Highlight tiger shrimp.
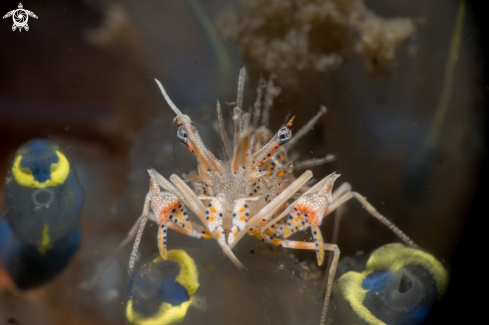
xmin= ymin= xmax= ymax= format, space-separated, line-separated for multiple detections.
xmin=90 ymin=67 xmax=418 ymax=324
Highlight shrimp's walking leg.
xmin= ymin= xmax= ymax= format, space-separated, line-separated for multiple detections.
xmin=80 ymin=198 xmax=148 ymax=289
xmin=350 ymin=191 xmax=418 ymax=248
xmin=82 ymin=191 xmax=151 ymax=289
xmin=320 ymin=244 xmax=340 ymax=325
xmin=167 ymin=222 xmax=212 ymax=239
xmin=127 ymin=194 xmax=152 ymax=275
xmin=264 ymin=237 xmax=340 ymax=325
xmin=326 ymin=182 xmax=349 ymax=270
xmin=264 ymin=179 xmax=417 ymax=249
xmin=262 ymin=175 xmax=417 ymax=325
xmin=322 ymin=190 xmax=418 ymax=248
xmin=326 ymin=204 xmax=345 ymax=270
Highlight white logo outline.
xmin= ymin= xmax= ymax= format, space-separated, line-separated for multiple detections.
xmin=3 ymin=3 xmax=38 ymax=32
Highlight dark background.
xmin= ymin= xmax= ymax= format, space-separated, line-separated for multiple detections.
xmin=428 ymin=1 xmax=487 ymax=323
xmin=0 ymin=0 xmax=486 ymax=323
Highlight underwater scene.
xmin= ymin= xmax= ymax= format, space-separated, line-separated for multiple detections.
xmin=0 ymin=0 xmax=486 ymax=324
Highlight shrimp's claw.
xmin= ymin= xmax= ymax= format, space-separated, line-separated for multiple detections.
xmin=170 ymin=205 xmax=192 ymax=231
xmin=283 ymin=204 xmax=310 ymax=238
xmin=311 ymin=224 xmax=325 ymax=266
xmin=203 ymin=198 xmax=224 ymax=232
xmin=157 ymin=222 xmax=168 ymax=259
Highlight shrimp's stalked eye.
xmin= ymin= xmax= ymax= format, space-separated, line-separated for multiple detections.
xmin=277 ymin=127 xmax=292 ymax=145
xmin=177 ymin=126 xmax=188 ymax=144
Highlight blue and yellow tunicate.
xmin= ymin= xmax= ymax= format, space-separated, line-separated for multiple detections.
xmin=331 ymin=243 xmax=449 ymax=325
xmin=0 ymin=139 xmax=83 ymax=289
xmin=125 ymin=249 xmax=199 ymax=325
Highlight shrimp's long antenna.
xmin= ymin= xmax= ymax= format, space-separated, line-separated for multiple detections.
xmin=261 ymin=74 xmax=280 ymax=127
xmin=155 ymin=78 xmax=183 ymax=116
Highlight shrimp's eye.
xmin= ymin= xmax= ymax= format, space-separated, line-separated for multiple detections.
xmin=277 ymin=127 xmax=292 ymax=145
xmin=177 ymin=127 xmax=188 ymax=144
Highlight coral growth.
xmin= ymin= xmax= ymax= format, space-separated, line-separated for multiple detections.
xmin=218 ymin=0 xmax=415 ymax=84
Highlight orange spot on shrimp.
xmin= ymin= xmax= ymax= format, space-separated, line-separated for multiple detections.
xmin=271 ymin=238 xmax=281 ymax=246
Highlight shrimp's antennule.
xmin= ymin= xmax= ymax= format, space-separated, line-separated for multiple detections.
xmin=155 ymin=78 xmax=224 ymax=174
xmin=237 ymin=67 xmax=246 ymax=109
xmin=231 ymin=68 xmax=254 ymax=173
xmin=216 ymin=100 xmax=232 ymax=158
xmin=155 ymin=78 xmax=183 ymax=116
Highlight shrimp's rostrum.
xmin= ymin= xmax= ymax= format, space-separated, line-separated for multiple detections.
xmin=129 ymin=67 xmax=418 ymax=324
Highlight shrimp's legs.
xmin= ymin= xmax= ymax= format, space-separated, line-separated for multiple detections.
xmin=260 ymin=176 xmax=417 ymax=325
xmin=260 ymin=182 xmax=417 ymax=249
xmin=80 ymin=193 xmax=150 ymax=289
xmin=321 ymin=190 xmax=418 ymax=248
xmin=229 ymin=170 xmax=313 ymax=249
xmin=264 ymin=237 xmax=340 ymax=325
xmin=170 ymin=174 xmax=245 ymax=269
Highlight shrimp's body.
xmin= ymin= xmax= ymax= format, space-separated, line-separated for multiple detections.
xmin=127 ymin=68 xmax=417 ymax=324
